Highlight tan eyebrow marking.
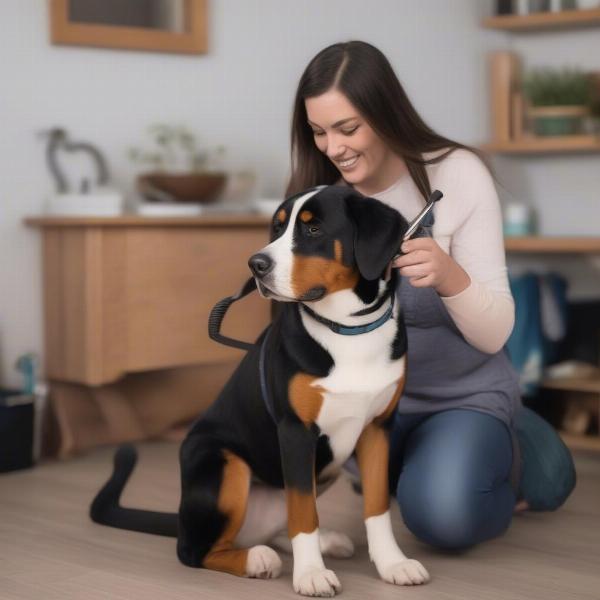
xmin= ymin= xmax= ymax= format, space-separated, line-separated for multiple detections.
xmin=276 ymin=209 xmax=287 ymax=223
xmin=299 ymin=210 xmax=313 ymax=223
xmin=334 ymin=240 xmax=342 ymax=262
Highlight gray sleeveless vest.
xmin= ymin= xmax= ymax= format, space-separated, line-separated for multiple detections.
xmin=396 ymin=211 xmax=522 ymax=487
xmin=396 ymin=208 xmax=521 ymax=426
xmin=397 ymin=277 xmax=522 ymax=428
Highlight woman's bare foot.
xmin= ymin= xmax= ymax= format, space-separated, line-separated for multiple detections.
xmin=514 ymin=500 xmax=529 ymax=513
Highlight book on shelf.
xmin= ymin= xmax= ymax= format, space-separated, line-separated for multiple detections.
xmin=490 ymin=51 xmax=522 ymax=143
xmin=511 ymin=91 xmax=525 ymax=140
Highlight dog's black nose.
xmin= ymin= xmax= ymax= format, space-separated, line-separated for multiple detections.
xmin=248 ymin=253 xmax=274 ymax=278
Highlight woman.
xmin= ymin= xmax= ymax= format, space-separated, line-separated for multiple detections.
xmin=286 ymin=41 xmax=576 ymax=550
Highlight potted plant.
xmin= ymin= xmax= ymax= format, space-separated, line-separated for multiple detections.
xmin=129 ymin=124 xmax=227 ymax=203
xmin=522 ymin=68 xmax=593 ymax=136
xmin=588 ymin=73 xmax=600 ymax=133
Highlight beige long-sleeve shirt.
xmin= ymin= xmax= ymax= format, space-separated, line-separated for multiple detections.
xmin=372 ymin=149 xmax=514 ymax=355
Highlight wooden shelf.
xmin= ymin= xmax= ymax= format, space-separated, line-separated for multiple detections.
xmin=504 ymin=236 xmax=600 ymax=253
xmin=542 ymin=377 xmax=600 ymax=393
xmin=25 ymin=214 xmax=271 ymax=228
xmin=559 ymin=431 xmax=600 ymax=452
xmin=483 ymin=8 xmax=600 ymax=31
xmin=483 ymin=135 xmax=600 ymax=155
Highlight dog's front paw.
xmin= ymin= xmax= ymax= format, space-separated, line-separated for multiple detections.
xmin=246 ymin=545 xmax=282 ymax=579
xmin=319 ymin=529 xmax=354 ymax=558
xmin=379 ymin=559 xmax=430 ymax=586
xmin=293 ymin=567 xmax=342 ymax=597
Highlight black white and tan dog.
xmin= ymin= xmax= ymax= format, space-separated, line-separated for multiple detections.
xmin=90 ymin=185 xmax=430 ymax=596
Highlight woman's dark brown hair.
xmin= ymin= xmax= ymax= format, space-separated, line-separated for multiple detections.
xmin=286 ymin=41 xmax=487 ymax=199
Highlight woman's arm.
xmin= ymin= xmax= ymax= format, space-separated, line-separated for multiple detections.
xmin=394 ymin=151 xmax=514 ymax=354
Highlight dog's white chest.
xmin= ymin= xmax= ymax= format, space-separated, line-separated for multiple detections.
xmin=314 ymin=355 xmax=405 ymax=479
xmin=299 ymin=299 xmax=405 ymax=479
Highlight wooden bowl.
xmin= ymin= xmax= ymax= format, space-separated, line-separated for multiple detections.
xmin=138 ymin=172 xmax=227 ymax=204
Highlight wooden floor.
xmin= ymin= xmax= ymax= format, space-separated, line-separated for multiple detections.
xmin=1 ymin=441 xmax=599 ymax=599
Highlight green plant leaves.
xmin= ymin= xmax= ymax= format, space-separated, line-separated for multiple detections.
xmin=523 ymin=68 xmax=593 ymax=107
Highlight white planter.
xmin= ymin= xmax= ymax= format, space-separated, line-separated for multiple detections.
xmin=253 ymin=198 xmax=282 ymax=217
xmin=45 ymin=189 xmax=123 ymax=216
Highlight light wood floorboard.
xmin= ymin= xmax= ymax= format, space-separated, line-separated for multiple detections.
xmin=1 ymin=442 xmax=599 ymax=599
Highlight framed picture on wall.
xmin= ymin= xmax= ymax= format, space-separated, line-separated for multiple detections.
xmin=49 ymin=0 xmax=208 ymax=55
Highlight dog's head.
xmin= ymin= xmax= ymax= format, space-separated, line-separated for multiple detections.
xmin=248 ymin=185 xmax=409 ymax=303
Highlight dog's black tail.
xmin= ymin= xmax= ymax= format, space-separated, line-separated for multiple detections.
xmin=90 ymin=444 xmax=178 ymax=537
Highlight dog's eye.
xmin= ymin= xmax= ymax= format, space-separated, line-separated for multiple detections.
xmin=306 ymin=224 xmax=322 ymax=237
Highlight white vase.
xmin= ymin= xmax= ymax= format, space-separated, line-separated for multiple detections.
xmin=45 ymin=188 xmax=123 ymax=216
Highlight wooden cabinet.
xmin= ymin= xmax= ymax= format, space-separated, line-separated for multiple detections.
xmin=27 ymin=215 xmax=272 ymax=386
xmin=26 ymin=215 xmax=273 ymax=456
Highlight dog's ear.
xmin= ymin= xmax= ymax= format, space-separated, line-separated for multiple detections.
xmin=345 ymin=194 xmax=407 ymax=281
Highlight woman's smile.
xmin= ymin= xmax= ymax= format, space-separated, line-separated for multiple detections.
xmin=337 ymin=154 xmax=360 ymax=169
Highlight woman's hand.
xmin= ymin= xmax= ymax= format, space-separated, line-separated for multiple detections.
xmin=392 ymin=238 xmax=471 ymax=297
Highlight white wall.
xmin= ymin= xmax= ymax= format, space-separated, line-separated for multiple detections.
xmin=0 ymin=0 xmax=598 ymax=387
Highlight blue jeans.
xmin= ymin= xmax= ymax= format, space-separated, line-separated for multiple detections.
xmin=388 ymin=407 xmax=576 ymax=550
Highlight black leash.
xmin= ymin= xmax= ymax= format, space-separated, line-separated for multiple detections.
xmin=208 ymin=277 xmax=277 ymax=421
xmin=207 ymin=277 xmax=258 ymax=351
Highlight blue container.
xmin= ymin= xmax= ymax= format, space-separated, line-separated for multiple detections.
xmin=0 ymin=389 xmax=34 ymax=473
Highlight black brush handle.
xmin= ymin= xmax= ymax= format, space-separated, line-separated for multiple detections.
xmin=402 ymin=189 xmax=443 ymax=242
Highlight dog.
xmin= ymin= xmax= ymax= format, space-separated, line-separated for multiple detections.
xmin=90 ymin=185 xmax=430 ymax=596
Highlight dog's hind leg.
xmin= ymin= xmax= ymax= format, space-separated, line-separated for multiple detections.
xmin=176 ymin=435 xmax=281 ymax=579
xmin=234 ymin=485 xmax=355 ymax=558
xmin=235 ymin=484 xmax=288 ymax=548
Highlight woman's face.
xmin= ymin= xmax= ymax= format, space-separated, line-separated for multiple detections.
xmin=305 ymin=88 xmax=403 ymax=196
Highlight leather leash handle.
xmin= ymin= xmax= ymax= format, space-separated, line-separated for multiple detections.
xmin=208 ymin=277 xmax=258 ymax=351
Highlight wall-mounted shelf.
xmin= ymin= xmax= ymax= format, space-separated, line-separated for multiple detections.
xmin=485 ymin=7 xmax=600 ymax=455
xmin=560 ymin=431 xmax=600 ymax=452
xmin=483 ymin=8 xmax=600 ymax=31
xmin=504 ymin=237 xmax=600 ymax=253
xmin=542 ymin=377 xmax=600 ymax=393
xmin=484 ymin=135 xmax=600 ymax=155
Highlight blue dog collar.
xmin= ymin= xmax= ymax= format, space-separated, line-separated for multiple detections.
xmin=301 ymin=293 xmax=395 ymax=336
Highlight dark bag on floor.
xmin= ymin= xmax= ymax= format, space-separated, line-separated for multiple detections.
xmin=0 ymin=390 xmax=34 ymax=473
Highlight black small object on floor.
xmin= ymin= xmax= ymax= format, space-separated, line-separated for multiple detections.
xmin=0 ymin=389 xmax=34 ymax=473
